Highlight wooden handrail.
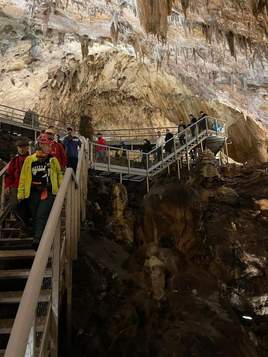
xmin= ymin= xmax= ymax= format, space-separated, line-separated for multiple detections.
xmin=4 ymin=139 xmax=88 ymax=357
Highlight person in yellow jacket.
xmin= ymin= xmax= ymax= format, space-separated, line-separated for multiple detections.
xmin=18 ymin=134 xmax=63 ymax=250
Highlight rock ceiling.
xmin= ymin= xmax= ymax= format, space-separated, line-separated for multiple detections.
xmin=0 ymin=0 xmax=267 ymax=125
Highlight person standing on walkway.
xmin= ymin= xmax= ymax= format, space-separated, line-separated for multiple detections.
xmin=45 ymin=128 xmax=67 ymax=170
xmin=178 ymin=122 xmax=186 ymax=146
xmin=96 ymin=133 xmax=107 ymax=162
xmin=164 ymin=129 xmax=174 ymax=155
xmin=189 ymin=114 xmax=197 ymax=137
xmin=4 ymin=138 xmax=30 ymax=227
xmin=63 ymin=127 xmax=81 ymax=172
xmin=141 ymin=139 xmax=151 ymax=168
xmin=156 ymin=131 xmax=165 ymax=161
xmin=17 ymin=134 xmax=63 ymax=250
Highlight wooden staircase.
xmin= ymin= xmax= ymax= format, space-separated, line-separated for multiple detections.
xmin=0 ymin=216 xmax=51 ymax=356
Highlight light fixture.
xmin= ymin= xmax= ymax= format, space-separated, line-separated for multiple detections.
xmin=242 ymin=315 xmax=253 ymax=320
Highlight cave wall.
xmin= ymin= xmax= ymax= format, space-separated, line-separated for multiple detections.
xmin=36 ymin=49 xmax=268 ymax=163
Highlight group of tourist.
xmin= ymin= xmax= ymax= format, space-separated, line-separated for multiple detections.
xmin=93 ymin=111 xmax=209 ymax=167
xmin=4 ymin=126 xmax=81 ymax=250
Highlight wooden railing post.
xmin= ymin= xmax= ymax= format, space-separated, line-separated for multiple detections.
xmin=65 ymin=184 xmax=72 ymax=349
xmin=51 ymin=220 xmax=61 ymax=356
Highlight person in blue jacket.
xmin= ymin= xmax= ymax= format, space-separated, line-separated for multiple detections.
xmin=63 ymin=127 xmax=81 ymax=172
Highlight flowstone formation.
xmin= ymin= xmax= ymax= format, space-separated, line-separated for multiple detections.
xmin=0 ymin=0 xmax=268 ymax=163
xmin=72 ymin=156 xmax=268 ymax=356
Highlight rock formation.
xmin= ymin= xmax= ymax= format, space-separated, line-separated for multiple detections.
xmin=0 ymin=0 xmax=267 ymax=162
xmin=72 ymin=155 xmax=268 ymax=356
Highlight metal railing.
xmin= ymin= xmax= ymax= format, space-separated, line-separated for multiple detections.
xmin=0 ymin=164 xmax=8 ymax=214
xmin=0 ymin=104 xmax=67 ymax=134
xmin=4 ymin=138 xmax=89 ymax=357
xmin=96 ymin=125 xmax=179 ymax=143
xmin=90 ymin=116 xmax=226 ymax=187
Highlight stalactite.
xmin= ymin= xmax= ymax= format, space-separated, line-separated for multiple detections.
xmin=136 ymin=0 xmax=172 ymax=40
xmin=225 ymin=30 xmax=236 ymax=58
xmin=181 ymin=0 xmax=190 ymax=17
xmin=251 ymin=0 xmax=268 ymax=16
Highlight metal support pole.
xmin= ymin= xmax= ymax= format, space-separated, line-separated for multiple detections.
xmin=177 ymin=161 xmax=180 ymax=180
xmin=120 ymin=172 xmax=122 ymax=184
xmin=225 ymin=139 xmax=229 ymax=164
xmin=108 ymin=147 xmax=110 ymax=172
xmin=146 ymin=176 xmax=149 ymax=193
xmin=127 ymin=151 xmax=130 ymax=174
xmin=185 ymin=132 xmax=190 ymax=171
xmin=200 ymin=140 xmax=204 ymax=152
xmin=90 ymin=142 xmax=93 ymax=165
xmin=205 ymin=117 xmax=209 ymax=136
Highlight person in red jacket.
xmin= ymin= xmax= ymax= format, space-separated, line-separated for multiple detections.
xmin=96 ymin=133 xmax=106 ymax=162
xmin=4 ymin=138 xmax=29 ymax=226
xmin=45 ymin=128 xmax=67 ymax=170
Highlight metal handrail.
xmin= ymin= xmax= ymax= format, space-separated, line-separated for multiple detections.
xmin=0 ymin=164 xmax=8 ymax=214
xmin=91 ymin=116 xmax=225 ymax=157
xmin=90 ymin=116 xmax=227 ymax=190
xmin=0 ymin=103 xmax=72 ymax=133
xmin=4 ymin=139 xmax=89 ymax=357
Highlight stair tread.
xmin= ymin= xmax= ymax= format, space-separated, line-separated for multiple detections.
xmin=0 ymin=289 xmax=50 ymax=303
xmin=0 ymin=269 xmax=52 ymax=279
xmin=1 ymin=228 xmax=21 ymax=231
xmin=0 ymin=238 xmax=32 ymax=244
xmin=0 ymin=316 xmax=46 ymax=334
xmin=0 ymin=250 xmax=35 ymax=259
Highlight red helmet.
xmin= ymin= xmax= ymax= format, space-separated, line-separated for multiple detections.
xmin=37 ymin=133 xmax=52 ymax=145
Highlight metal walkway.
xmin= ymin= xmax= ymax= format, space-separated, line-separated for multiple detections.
xmin=90 ymin=116 xmax=227 ymax=189
xmin=0 ymin=104 xmax=66 ymax=139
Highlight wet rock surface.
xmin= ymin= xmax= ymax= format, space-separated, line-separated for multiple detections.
xmin=72 ymin=155 xmax=268 ymax=357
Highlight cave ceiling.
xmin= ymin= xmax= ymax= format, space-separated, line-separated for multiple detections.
xmin=0 ymin=0 xmax=268 ymax=123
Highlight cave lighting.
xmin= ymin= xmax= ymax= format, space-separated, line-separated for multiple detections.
xmin=242 ymin=315 xmax=253 ymax=320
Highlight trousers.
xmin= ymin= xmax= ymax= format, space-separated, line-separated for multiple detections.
xmin=29 ymin=190 xmax=55 ymax=241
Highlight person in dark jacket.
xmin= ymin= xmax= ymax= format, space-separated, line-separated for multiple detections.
xmin=189 ymin=114 xmax=197 ymax=137
xmin=165 ymin=129 xmax=174 ymax=155
xmin=4 ymin=138 xmax=29 ymax=226
xmin=198 ymin=111 xmax=208 ymax=132
xmin=63 ymin=127 xmax=81 ymax=172
xmin=141 ymin=139 xmax=151 ymax=168
xmin=178 ymin=122 xmax=186 ymax=146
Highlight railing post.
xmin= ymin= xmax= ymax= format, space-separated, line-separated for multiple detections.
xmin=146 ymin=153 xmax=149 ymax=173
xmin=51 ymin=220 xmax=61 ymax=357
xmin=0 ymin=177 xmax=5 ymax=213
xmin=65 ymin=184 xmax=72 ymax=350
xmin=108 ymin=147 xmax=111 ymax=172
xmin=127 ymin=150 xmax=130 ymax=174
xmin=25 ymin=314 xmax=36 ymax=357
xmin=225 ymin=139 xmax=229 ymax=164
xmin=185 ymin=131 xmax=190 ymax=171
xmin=205 ymin=117 xmax=208 ymax=136
xmin=90 ymin=142 xmax=93 ymax=165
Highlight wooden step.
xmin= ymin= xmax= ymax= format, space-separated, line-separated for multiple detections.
xmin=0 ymin=317 xmax=45 ymax=334
xmin=0 ymin=269 xmax=52 ymax=280
xmin=1 ymin=228 xmax=21 ymax=232
xmin=0 ymin=239 xmax=32 ymax=245
xmin=0 ymin=290 xmax=50 ymax=304
xmin=0 ymin=250 xmax=35 ymax=260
